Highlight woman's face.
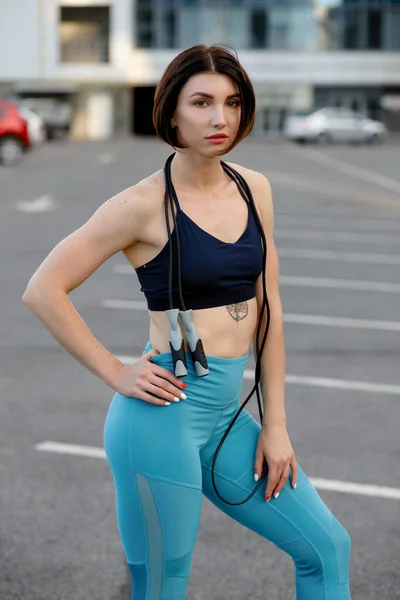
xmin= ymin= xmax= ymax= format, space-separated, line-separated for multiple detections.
xmin=172 ymin=72 xmax=241 ymax=156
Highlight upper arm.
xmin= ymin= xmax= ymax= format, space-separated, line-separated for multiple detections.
xmin=23 ymin=186 xmax=150 ymax=296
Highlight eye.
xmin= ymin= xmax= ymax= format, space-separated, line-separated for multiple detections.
xmin=194 ymin=100 xmax=208 ymax=107
xmin=227 ymin=100 xmax=241 ymax=107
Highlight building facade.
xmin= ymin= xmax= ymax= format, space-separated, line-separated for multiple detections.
xmin=1 ymin=0 xmax=399 ymax=139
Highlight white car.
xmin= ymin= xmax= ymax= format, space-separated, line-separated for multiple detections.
xmin=19 ymin=98 xmax=71 ymax=140
xmin=19 ymin=106 xmax=47 ymax=145
xmin=284 ymin=108 xmax=388 ymax=145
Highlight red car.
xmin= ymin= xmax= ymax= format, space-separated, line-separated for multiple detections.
xmin=0 ymin=100 xmax=30 ymax=166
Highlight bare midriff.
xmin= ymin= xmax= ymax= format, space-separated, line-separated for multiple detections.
xmin=148 ymin=298 xmax=258 ymax=358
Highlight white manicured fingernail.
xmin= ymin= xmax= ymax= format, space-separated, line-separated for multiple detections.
xmin=180 ymin=392 xmax=187 ymax=400
xmin=253 ymin=473 xmax=259 ymax=482
xmin=294 ymin=483 xmax=297 ymax=489
xmin=165 ymin=402 xmax=171 ymax=406
xmin=274 ymin=492 xmax=280 ymax=499
xmin=173 ymin=397 xmax=180 ymax=403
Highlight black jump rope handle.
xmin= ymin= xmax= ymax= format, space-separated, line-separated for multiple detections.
xmin=166 ymin=309 xmax=209 ymax=377
xmin=165 ymin=309 xmax=188 ymax=377
xmin=179 ymin=309 xmax=209 ymax=377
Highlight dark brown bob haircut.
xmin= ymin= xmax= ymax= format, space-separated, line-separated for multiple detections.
xmin=152 ymin=44 xmax=256 ymax=154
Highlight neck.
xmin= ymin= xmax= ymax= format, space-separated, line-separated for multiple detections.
xmin=170 ymin=151 xmax=227 ymax=192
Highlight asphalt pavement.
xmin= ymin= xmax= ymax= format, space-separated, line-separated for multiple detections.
xmin=1 ymin=136 xmax=400 ymax=600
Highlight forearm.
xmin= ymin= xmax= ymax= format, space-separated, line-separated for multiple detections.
xmin=254 ymin=304 xmax=287 ymax=428
xmin=22 ymin=288 xmax=123 ymax=390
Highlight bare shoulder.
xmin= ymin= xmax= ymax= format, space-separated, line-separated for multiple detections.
xmin=88 ymin=168 xmax=165 ymax=248
xmin=131 ymin=168 xmax=165 ymax=206
xmin=225 ymin=161 xmax=273 ymax=227
xmin=105 ymin=168 xmax=164 ymax=222
xmin=225 ymin=162 xmax=271 ymax=194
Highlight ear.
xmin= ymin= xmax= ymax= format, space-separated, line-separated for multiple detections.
xmin=170 ymin=118 xmax=177 ymax=129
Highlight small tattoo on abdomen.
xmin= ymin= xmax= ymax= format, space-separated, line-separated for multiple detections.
xmin=226 ymin=302 xmax=248 ymax=324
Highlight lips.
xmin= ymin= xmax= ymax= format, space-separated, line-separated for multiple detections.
xmin=206 ymin=134 xmax=228 ymax=139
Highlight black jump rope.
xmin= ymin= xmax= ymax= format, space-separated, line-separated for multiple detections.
xmin=163 ymin=152 xmax=271 ymax=506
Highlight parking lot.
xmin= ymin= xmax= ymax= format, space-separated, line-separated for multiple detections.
xmin=1 ymin=136 xmax=400 ymax=600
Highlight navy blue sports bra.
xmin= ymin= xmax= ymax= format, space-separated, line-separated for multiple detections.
xmin=135 ymin=170 xmax=263 ymax=311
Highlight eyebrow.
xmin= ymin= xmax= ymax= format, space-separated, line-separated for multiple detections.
xmin=189 ymin=92 xmax=240 ymax=99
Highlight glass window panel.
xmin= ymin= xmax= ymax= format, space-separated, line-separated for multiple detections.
xmin=137 ymin=7 xmax=154 ymax=48
xmin=290 ymin=8 xmax=317 ymax=50
xmin=386 ymin=7 xmax=400 ymax=49
xmin=251 ymin=8 xmax=267 ymax=48
xmin=60 ymin=6 xmax=110 ymax=63
xmin=177 ymin=7 xmax=200 ymax=46
xmin=269 ymin=8 xmax=288 ymax=48
xmin=177 ymin=6 xmax=249 ymax=48
xmin=134 ymin=0 xmax=399 ymax=51
xmin=164 ymin=8 xmax=176 ymax=47
xmin=269 ymin=7 xmax=316 ymax=50
xmin=343 ymin=8 xmax=360 ymax=48
xmin=367 ymin=8 xmax=383 ymax=48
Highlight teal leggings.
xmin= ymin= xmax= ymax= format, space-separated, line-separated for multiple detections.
xmin=103 ymin=342 xmax=351 ymax=600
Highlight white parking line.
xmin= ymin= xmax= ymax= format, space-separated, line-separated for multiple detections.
xmin=284 ymin=313 xmax=400 ymax=332
xmin=309 ymin=478 xmax=400 ymax=501
xmin=294 ymin=147 xmax=400 ymax=195
xmin=14 ymin=195 xmax=56 ymax=213
xmin=34 ymin=441 xmax=400 ymax=501
xmin=276 ymin=214 xmax=400 ymax=232
xmin=276 ymin=229 xmax=400 ymax=245
xmin=102 ymin=300 xmax=400 ymax=333
xmin=278 ymin=248 xmax=400 ymax=266
xmin=114 ymin=355 xmax=400 ymax=395
xmin=283 ymin=374 xmax=400 ymax=395
xmin=35 ymin=441 xmax=105 ymax=459
xmin=279 ymin=275 xmax=400 ymax=294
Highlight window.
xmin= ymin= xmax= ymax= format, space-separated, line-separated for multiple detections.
xmin=367 ymin=8 xmax=382 ymax=49
xmin=343 ymin=8 xmax=359 ymax=49
xmin=134 ymin=0 xmax=400 ymax=51
xmin=387 ymin=7 xmax=400 ymax=49
xmin=251 ymin=8 xmax=267 ymax=48
xmin=164 ymin=8 xmax=176 ymax=48
xmin=59 ymin=6 xmax=110 ymax=64
xmin=137 ymin=7 xmax=154 ymax=47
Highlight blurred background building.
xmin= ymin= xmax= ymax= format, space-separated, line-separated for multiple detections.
xmin=1 ymin=0 xmax=399 ymax=140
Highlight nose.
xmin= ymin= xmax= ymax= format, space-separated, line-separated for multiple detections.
xmin=211 ymin=105 xmax=227 ymax=129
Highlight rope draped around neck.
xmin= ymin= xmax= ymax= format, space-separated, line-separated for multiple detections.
xmin=163 ymin=152 xmax=271 ymax=505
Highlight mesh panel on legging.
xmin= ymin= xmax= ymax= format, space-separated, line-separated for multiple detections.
xmin=121 ymin=473 xmax=202 ymax=600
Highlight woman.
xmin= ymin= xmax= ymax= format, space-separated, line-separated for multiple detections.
xmin=22 ymin=45 xmax=352 ymax=600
